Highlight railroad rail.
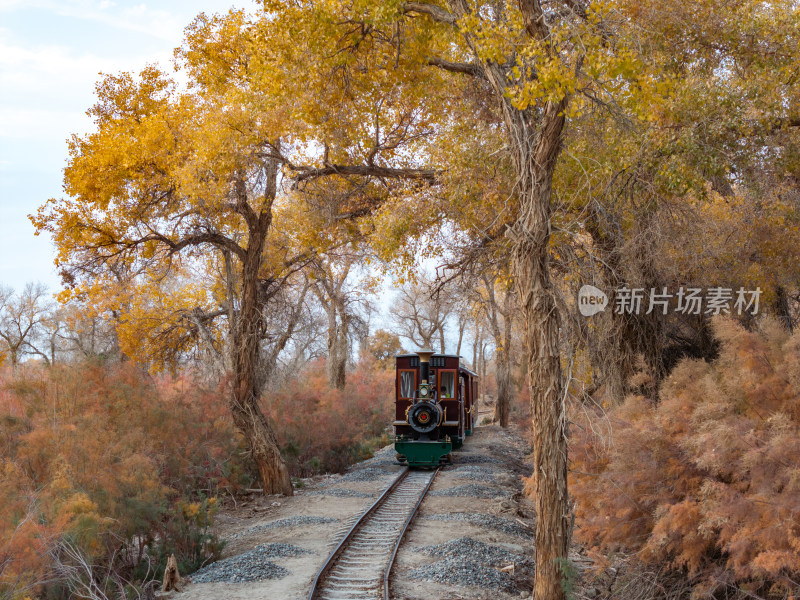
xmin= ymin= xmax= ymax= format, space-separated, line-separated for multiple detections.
xmin=308 ymin=467 xmax=438 ymax=600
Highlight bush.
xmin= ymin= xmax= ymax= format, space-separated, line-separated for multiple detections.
xmin=570 ymin=317 xmax=800 ymax=598
xmin=264 ymin=357 xmax=394 ymax=476
xmin=571 ymin=319 xmax=800 ymax=597
xmin=0 ymin=361 xmax=242 ymax=598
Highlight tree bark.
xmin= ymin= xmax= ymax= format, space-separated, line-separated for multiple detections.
xmin=329 ymin=298 xmax=348 ymax=389
xmin=484 ymin=274 xmax=514 ymax=428
xmin=775 ymin=285 xmax=793 ymax=332
xmin=508 ymin=99 xmax=570 ymax=600
xmin=228 ymin=168 xmax=293 ymax=497
xmin=313 ymin=258 xmax=353 ymax=390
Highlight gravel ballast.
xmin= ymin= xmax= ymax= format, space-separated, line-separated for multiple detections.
xmin=417 ymin=537 xmax=525 ymax=565
xmin=424 ymin=512 xmax=533 ymax=538
xmin=429 ymin=483 xmax=506 ymax=498
xmin=339 ymin=467 xmax=396 ymax=482
xmin=408 ymin=537 xmax=528 ymax=592
xmin=409 ymin=556 xmax=517 ymax=592
xmin=450 ymin=465 xmax=498 ymax=475
xmin=447 ymin=468 xmax=499 ymax=482
xmin=189 ymin=543 xmax=311 ymax=583
xmin=227 ymin=515 xmax=338 ymax=541
xmin=452 ymin=453 xmax=503 ymax=465
xmin=305 ymin=487 xmax=376 ymax=498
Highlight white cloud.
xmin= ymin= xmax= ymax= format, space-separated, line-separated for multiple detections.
xmin=0 ymin=107 xmax=88 ymax=140
xmin=0 ymin=0 xmax=244 ymax=290
xmin=0 ymin=31 xmax=174 ymax=143
xmin=0 ymin=0 xmax=198 ymax=42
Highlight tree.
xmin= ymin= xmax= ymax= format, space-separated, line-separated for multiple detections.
xmin=392 ymin=4 xmax=591 ymax=595
xmin=31 ymin=39 xmax=305 ymax=493
xmin=478 ymin=271 xmax=516 ymax=428
xmin=390 ymin=274 xmax=453 ymax=353
xmin=33 ymin=2 xmax=452 ymax=494
xmin=309 ymin=248 xmax=371 ymax=390
xmin=0 ymin=282 xmax=52 ymax=367
xmin=366 ymin=329 xmax=405 ymax=369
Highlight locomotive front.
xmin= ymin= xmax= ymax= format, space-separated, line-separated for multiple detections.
xmin=393 ymin=350 xmax=478 ymax=467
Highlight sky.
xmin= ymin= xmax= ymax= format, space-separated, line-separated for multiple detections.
xmin=0 ymin=0 xmax=250 ymax=293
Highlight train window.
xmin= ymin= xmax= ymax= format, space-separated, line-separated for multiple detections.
xmin=399 ymin=370 xmax=415 ymax=398
xmin=439 ymin=371 xmax=455 ymax=398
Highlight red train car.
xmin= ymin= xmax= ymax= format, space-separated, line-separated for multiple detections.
xmin=393 ymin=351 xmax=479 ymax=467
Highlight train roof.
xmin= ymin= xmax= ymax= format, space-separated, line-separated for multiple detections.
xmin=394 ymin=353 xmax=479 ymax=378
xmin=395 ymin=353 xmax=461 ymax=359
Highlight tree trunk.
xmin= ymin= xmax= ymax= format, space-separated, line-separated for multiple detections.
xmin=485 ymin=275 xmax=514 ymax=428
xmin=775 ymin=285 xmax=793 ymax=332
xmin=508 ymin=101 xmax=569 ymax=600
xmin=324 ymin=299 xmax=340 ymax=388
xmin=472 ymin=325 xmax=482 ymax=371
xmin=313 ymin=258 xmax=353 ymax=390
xmin=330 ymin=299 xmax=348 ymax=390
xmin=230 ymin=180 xmax=293 ymax=496
xmin=456 ymin=319 xmax=465 ymax=357
xmin=321 ymin=296 xmax=348 ymax=390
xmin=494 ymin=352 xmax=511 ymax=427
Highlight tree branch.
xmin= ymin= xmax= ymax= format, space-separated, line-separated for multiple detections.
xmin=291 ymin=164 xmax=437 ymax=184
xmin=518 ymin=0 xmax=549 ymax=41
xmin=428 ymin=57 xmax=485 ymax=78
xmin=159 ymin=232 xmax=247 ymax=261
xmin=403 ymin=2 xmax=458 ymax=25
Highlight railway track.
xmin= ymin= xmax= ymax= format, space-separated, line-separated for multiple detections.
xmin=308 ymin=467 xmax=438 ymax=600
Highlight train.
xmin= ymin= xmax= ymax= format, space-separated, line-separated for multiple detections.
xmin=393 ymin=350 xmax=479 ymax=467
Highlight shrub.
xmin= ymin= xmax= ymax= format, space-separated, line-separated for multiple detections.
xmin=570 ymin=317 xmax=800 ymax=598
xmin=264 ymin=357 xmax=394 ymax=476
xmin=0 ymin=362 xmax=241 ymax=598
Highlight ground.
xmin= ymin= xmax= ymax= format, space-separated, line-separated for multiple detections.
xmin=168 ymin=426 xmax=543 ymax=600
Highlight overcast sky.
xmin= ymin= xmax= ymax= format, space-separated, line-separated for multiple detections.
xmin=0 ymin=0 xmax=250 ymax=293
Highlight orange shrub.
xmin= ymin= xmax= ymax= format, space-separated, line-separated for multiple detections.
xmin=0 ymin=361 xmax=248 ymax=597
xmin=570 ymin=317 xmax=800 ymax=597
xmin=264 ymin=357 xmax=394 ymax=476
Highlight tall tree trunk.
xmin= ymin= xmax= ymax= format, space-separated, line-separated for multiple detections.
xmin=485 ymin=275 xmax=514 ymax=428
xmin=231 ymin=248 xmax=293 ymax=495
xmin=329 ymin=299 xmax=348 ymax=390
xmin=507 ymin=100 xmax=569 ymax=600
xmin=313 ymin=257 xmax=353 ymax=390
xmin=472 ymin=324 xmax=482 ymax=371
xmin=324 ymin=299 xmax=340 ymax=388
xmin=775 ymin=285 xmax=793 ymax=332
xmin=229 ymin=172 xmax=292 ymax=496
xmin=494 ymin=350 xmax=511 ymax=427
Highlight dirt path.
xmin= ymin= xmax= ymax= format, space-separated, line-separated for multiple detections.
xmin=168 ymin=426 xmax=535 ymax=600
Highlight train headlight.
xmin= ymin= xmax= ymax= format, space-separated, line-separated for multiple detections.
xmin=418 ymin=384 xmax=429 ymax=398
